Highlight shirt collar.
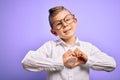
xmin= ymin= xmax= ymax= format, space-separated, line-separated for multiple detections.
xmin=56 ymin=37 xmax=80 ymax=47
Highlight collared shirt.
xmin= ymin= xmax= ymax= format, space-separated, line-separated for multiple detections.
xmin=22 ymin=38 xmax=116 ymax=80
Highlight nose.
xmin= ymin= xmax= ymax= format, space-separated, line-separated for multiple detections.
xmin=61 ymin=20 xmax=68 ymax=28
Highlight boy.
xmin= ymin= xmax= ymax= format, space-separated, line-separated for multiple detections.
xmin=22 ymin=6 xmax=116 ymax=80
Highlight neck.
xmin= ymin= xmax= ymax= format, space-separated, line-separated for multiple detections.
xmin=61 ymin=36 xmax=76 ymax=46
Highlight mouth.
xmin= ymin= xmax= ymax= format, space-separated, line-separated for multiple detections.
xmin=63 ymin=28 xmax=72 ymax=33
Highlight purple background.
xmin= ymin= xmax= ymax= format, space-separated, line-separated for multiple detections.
xmin=0 ymin=0 xmax=120 ymax=80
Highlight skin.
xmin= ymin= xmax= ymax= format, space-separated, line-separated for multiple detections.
xmin=50 ymin=10 xmax=77 ymax=45
xmin=50 ymin=10 xmax=88 ymax=68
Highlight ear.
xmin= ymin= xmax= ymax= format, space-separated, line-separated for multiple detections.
xmin=50 ymin=29 xmax=58 ymax=36
xmin=74 ymin=18 xmax=77 ymax=23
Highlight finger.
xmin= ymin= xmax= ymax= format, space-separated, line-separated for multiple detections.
xmin=74 ymin=48 xmax=78 ymax=56
xmin=74 ymin=61 xmax=80 ymax=66
xmin=67 ymin=49 xmax=73 ymax=55
xmin=77 ymin=49 xmax=82 ymax=57
xmin=81 ymin=54 xmax=88 ymax=62
xmin=72 ymin=50 xmax=76 ymax=56
xmin=76 ymin=48 xmax=82 ymax=56
xmin=74 ymin=48 xmax=88 ymax=63
xmin=78 ymin=49 xmax=85 ymax=58
xmin=79 ymin=54 xmax=88 ymax=63
xmin=74 ymin=48 xmax=78 ymax=54
xmin=76 ymin=49 xmax=79 ymax=57
xmin=75 ymin=48 xmax=82 ymax=57
xmin=75 ymin=48 xmax=80 ymax=52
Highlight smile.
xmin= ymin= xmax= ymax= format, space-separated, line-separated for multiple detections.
xmin=64 ymin=28 xmax=72 ymax=33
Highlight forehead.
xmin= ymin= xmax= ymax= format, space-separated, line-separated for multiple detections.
xmin=51 ymin=10 xmax=71 ymax=22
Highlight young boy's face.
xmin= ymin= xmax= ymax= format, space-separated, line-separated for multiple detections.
xmin=50 ymin=10 xmax=77 ymax=40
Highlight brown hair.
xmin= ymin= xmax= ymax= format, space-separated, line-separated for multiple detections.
xmin=48 ymin=6 xmax=71 ymax=28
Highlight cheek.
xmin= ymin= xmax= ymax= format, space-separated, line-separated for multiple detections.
xmin=56 ymin=31 xmax=63 ymax=36
xmin=71 ymin=24 xmax=77 ymax=31
xmin=56 ymin=31 xmax=65 ymax=37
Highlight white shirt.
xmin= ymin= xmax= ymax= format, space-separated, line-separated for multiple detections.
xmin=22 ymin=38 xmax=116 ymax=80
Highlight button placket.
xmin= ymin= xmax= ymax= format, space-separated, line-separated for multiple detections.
xmin=68 ymin=68 xmax=74 ymax=80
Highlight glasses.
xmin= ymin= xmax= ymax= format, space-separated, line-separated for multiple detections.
xmin=51 ymin=14 xmax=75 ymax=30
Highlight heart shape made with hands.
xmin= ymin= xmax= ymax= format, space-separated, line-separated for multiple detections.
xmin=63 ymin=48 xmax=88 ymax=68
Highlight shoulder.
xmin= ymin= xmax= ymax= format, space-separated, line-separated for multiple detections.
xmin=79 ymin=40 xmax=92 ymax=46
xmin=79 ymin=40 xmax=99 ymax=50
xmin=78 ymin=40 xmax=97 ymax=48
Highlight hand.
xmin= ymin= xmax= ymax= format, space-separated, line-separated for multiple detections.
xmin=63 ymin=49 xmax=76 ymax=67
xmin=73 ymin=48 xmax=88 ymax=64
xmin=63 ymin=49 xmax=81 ymax=68
xmin=63 ymin=48 xmax=88 ymax=68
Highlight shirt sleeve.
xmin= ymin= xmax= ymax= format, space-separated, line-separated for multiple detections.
xmin=85 ymin=43 xmax=116 ymax=72
xmin=21 ymin=41 xmax=64 ymax=72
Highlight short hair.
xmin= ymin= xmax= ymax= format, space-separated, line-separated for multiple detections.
xmin=48 ymin=6 xmax=71 ymax=28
